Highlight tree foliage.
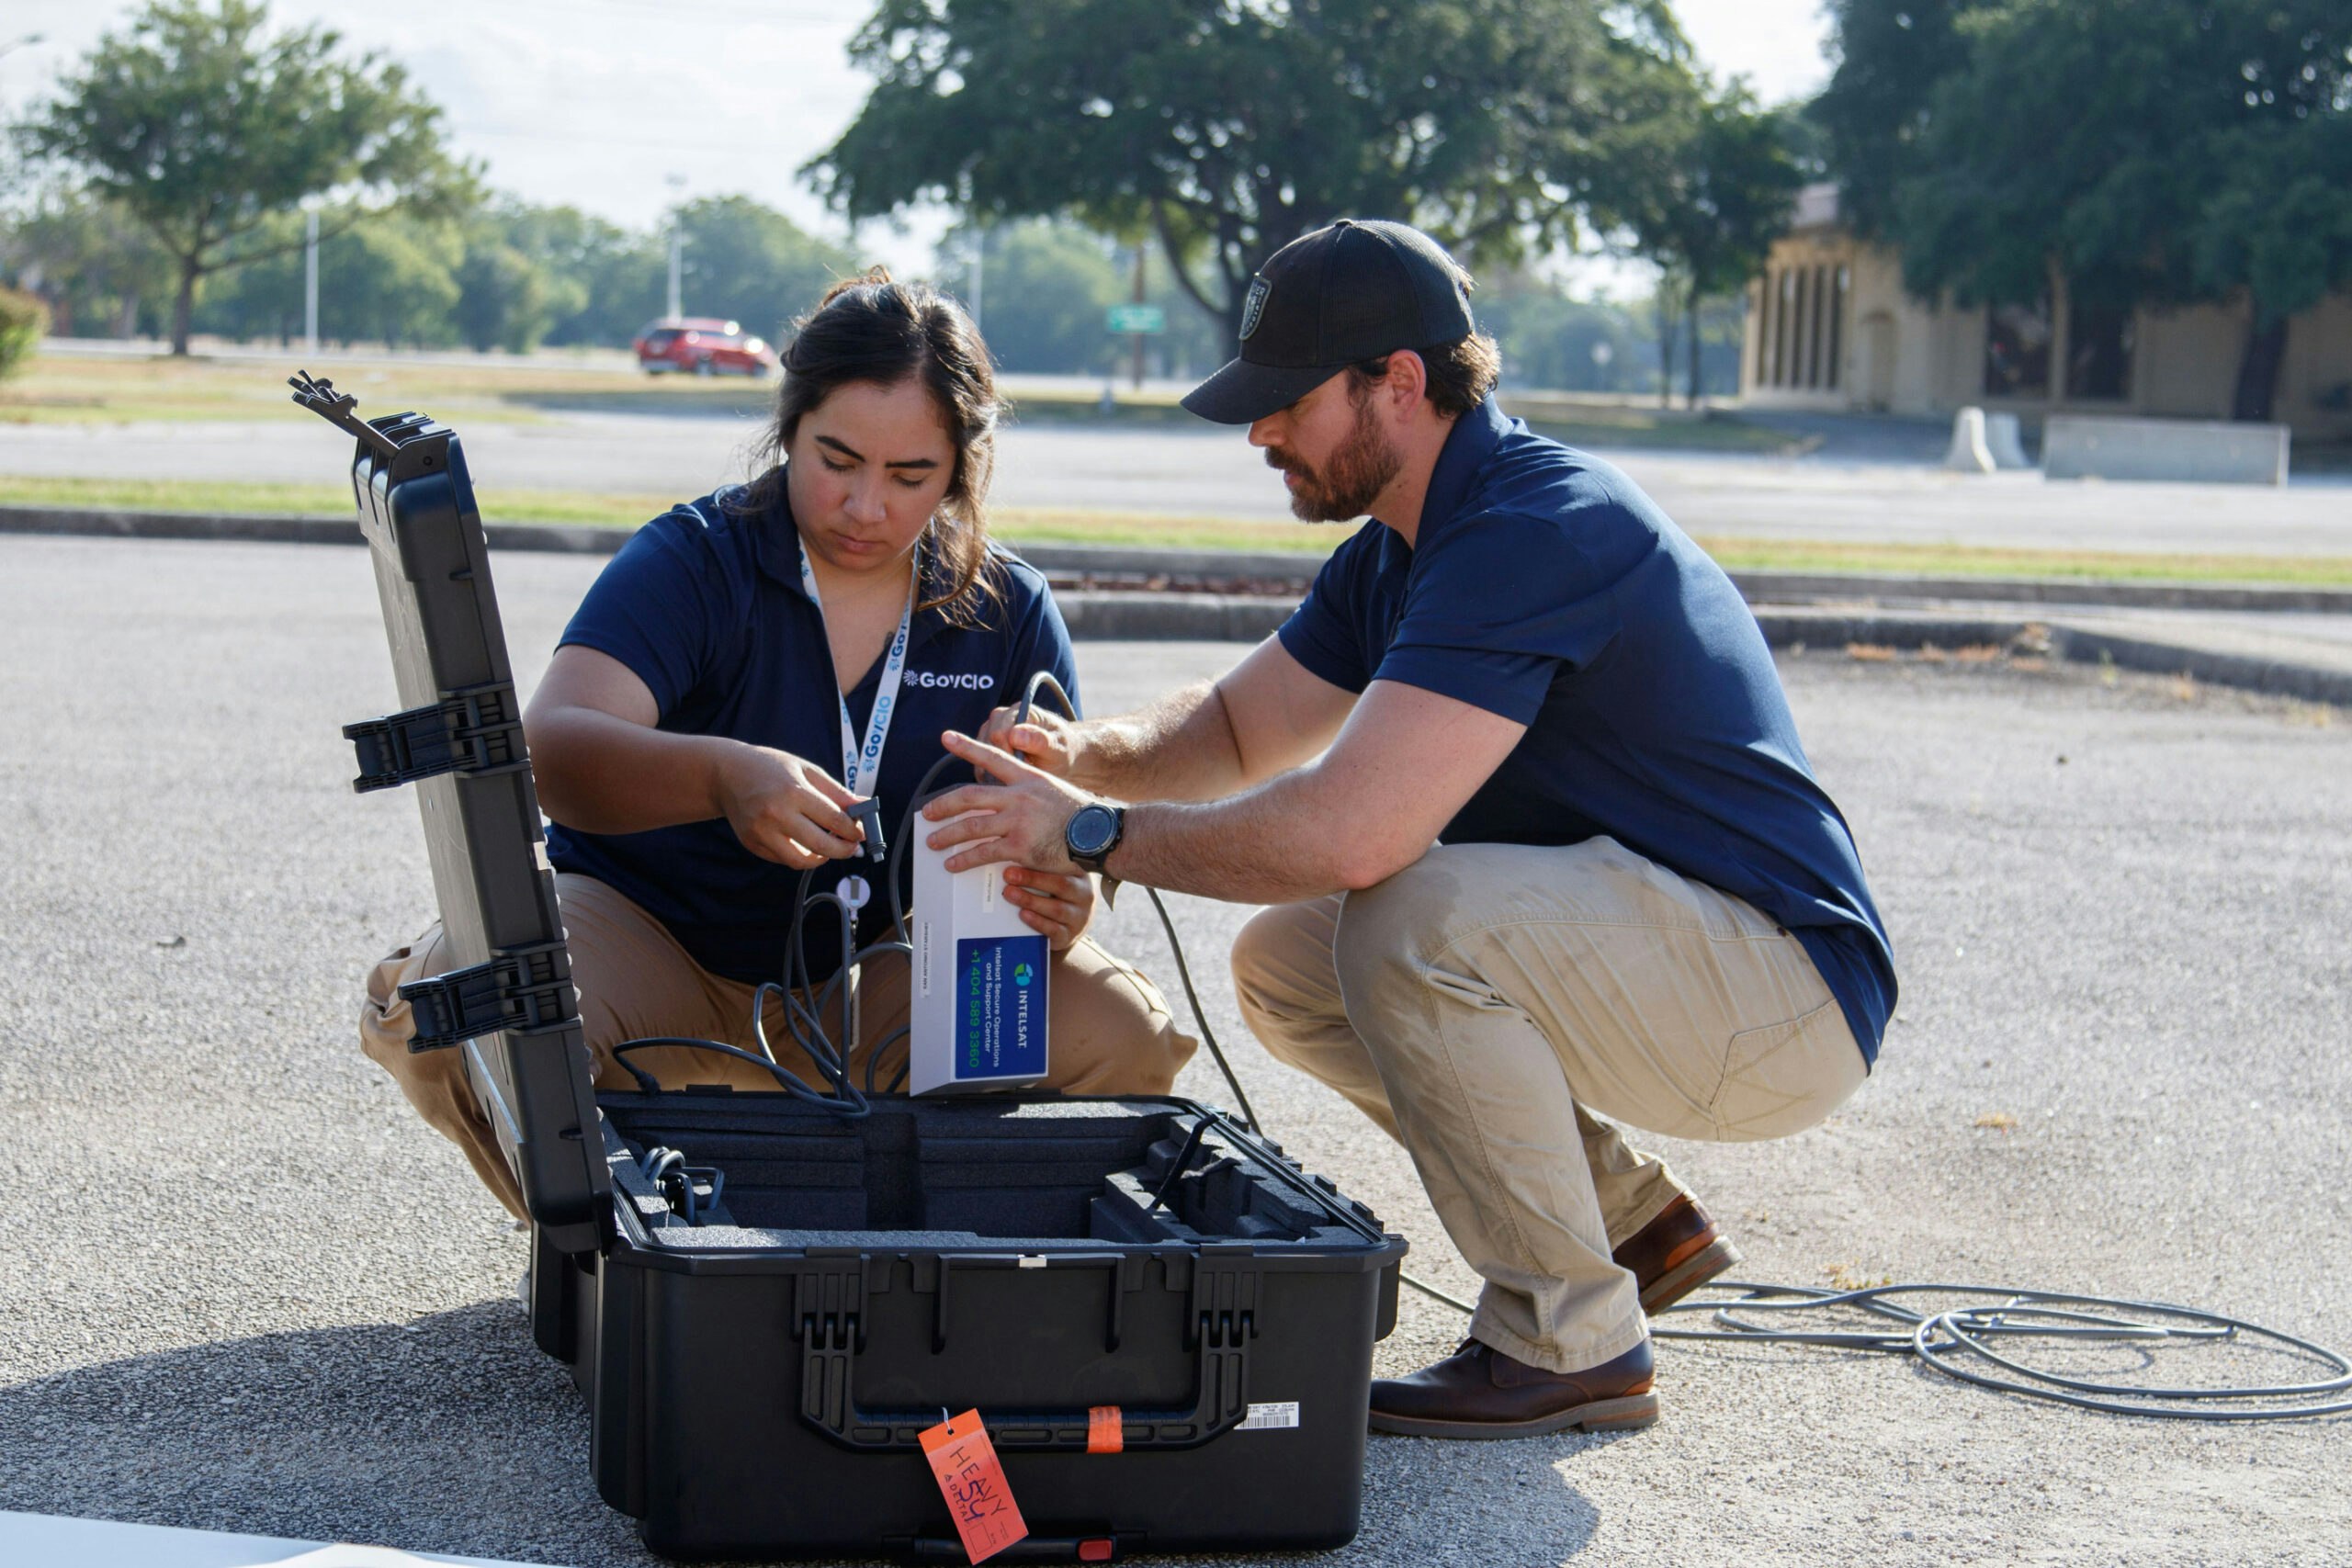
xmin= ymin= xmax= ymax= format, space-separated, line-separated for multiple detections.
xmin=453 ymin=202 xmax=591 ymax=354
xmin=1619 ymin=81 xmax=1805 ymax=405
xmin=1810 ymin=0 xmax=1983 ymax=242
xmin=0 ymin=286 xmax=48 ymax=379
xmin=937 ymin=221 xmax=1125 ymax=374
xmin=673 ymin=196 xmax=859 ymax=345
xmin=811 ymin=0 xmax=1697 ymax=338
xmin=0 ymin=186 xmax=177 ymax=338
xmin=1818 ymin=0 xmax=2352 ymax=420
xmin=196 ymin=209 xmax=461 ymax=348
xmin=17 ymin=0 xmax=470 ymax=354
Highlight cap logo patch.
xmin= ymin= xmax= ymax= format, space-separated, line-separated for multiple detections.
xmin=1239 ymin=276 xmax=1270 ymax=341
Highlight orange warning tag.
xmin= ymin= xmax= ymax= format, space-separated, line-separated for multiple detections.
xmin=1087 ymin=1404 xmax=1124 ymax=1454
xmin=920 ymin=1409 xmax=1028 ymax=1564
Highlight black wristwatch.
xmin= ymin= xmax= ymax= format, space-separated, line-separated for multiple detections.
xmin=1064 ymin=802 xmax=1126 ymax=874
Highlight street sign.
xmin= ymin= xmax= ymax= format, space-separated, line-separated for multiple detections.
xmin=1105 ymin=303 xmax=1166 ymax=334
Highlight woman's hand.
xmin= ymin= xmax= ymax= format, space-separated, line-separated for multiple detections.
xmin=714 ymin=744 xmax=865 ymax=869
xmin=1002 ymin=866 xmax=1095 ymax=951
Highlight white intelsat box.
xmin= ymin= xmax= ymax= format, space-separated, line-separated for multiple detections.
xmin=910 ymin=811 xmax=1049 ymax=1094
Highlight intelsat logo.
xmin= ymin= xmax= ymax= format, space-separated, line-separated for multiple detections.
xmin=1013 ymin=962 xmax=1035 ymax=987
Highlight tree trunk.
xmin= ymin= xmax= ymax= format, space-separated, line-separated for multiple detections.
xmin=1686 ymin=287 xmax=1704 ymax=412
xmin=1656 ymin=294 xmax=1676 ymax=411
xmin=171 ymin=259 xmax=200 ymax=356
xmin=2230 ymin=315 xmax=2290 ymax=423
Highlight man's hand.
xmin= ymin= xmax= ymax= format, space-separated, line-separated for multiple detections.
xmin=1001 ymin=867 xmax=1095 ymax=951
xmin=922 ymin=730 xmax=1095 ymax=875
xmin=976 ymin=702 xmax=1083 ymax=780
xmin=715 ymin=745 xmax=865 ymax=869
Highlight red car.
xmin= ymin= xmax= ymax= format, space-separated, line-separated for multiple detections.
xmin=634 ymin=317 xmax=779 ymax=377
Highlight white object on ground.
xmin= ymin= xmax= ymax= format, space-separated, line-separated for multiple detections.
xmin=1983 ymin=411 xmax=2031 ymax=469
xmin=2042 ymin=414 xmax=2290 ymax=484
xmin=1943 ymin=407 xmax=1996 ymax=473
xmin=0 ymin=1510 xmax=560 ymax=1568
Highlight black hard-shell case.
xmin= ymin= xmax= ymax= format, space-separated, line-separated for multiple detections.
xmin=303 ymin=378 xmax=1408 ymax=1561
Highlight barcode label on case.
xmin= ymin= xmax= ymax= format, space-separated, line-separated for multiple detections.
xmin=1238 ymin=1402 xmax=1299 ymax=1430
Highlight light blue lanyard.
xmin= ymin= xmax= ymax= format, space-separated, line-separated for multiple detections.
xmin=797 ymin=536 xmax=917 ymax=797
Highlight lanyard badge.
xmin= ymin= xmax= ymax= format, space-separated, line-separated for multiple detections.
xmin=798 ymin=536 xmax=919 ymax=799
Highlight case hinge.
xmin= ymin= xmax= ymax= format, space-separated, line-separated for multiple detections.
xmin=398 ymin=940 xmax=576 ymax=1053
xmin=344 ymin=681 xmax=526 ymax=793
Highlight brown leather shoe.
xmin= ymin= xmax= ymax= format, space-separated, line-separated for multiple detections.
xmin=1368 ymin=1338 xmax=1658 ymax=1438
xmin=1614 ymin=1195 xmax=1740 ymax=1314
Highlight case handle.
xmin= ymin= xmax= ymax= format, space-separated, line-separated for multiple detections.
xmin=797 ymin=1305 xmax=1251 ymax=1453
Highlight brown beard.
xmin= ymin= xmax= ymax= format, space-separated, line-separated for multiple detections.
xmin=1267 ymin=384 xmax=1401 ymax=523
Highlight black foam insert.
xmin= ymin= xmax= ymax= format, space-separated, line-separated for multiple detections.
xmin=598 ymin=1095 xmax=1334 ymax=1245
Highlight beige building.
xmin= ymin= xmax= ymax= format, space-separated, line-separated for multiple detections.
xmin=1742 ymin=184 xmax=2352 ymax=442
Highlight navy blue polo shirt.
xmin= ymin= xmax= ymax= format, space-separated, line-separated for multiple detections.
xmin=544 ymin=483 xmax=1079 ymax=985
xmin=1279 ymin=398 xmax=1897 ymax=1064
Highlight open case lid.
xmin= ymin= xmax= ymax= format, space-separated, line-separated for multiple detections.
xmin=295 ymin=373 xmax=609 ymax=1252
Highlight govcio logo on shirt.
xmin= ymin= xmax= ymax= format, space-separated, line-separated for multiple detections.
xmin=907 ymin=671 xmax=995 ymax=691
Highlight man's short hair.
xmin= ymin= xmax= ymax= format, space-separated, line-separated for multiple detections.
xmin=1349 ymin=332 xmax=1502 ymax=419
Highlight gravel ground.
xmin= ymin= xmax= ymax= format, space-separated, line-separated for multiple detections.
xmin=0 ymin=534 xmax=2346 ymax=1567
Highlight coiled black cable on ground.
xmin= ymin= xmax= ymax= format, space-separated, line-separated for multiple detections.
xmin=1651 ymin=1281 xmax=2352 ymax=1422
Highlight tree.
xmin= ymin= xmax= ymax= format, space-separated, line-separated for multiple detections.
xmin=0 ymin=287 xmax=46 ymax=380
xmin=935 ymin=220 xmax=1123 ymax=373
xmin=522 ymin=209 xmax=665 ymax=347
xmin=673 ymin=196 xmax=859 ymax=346
xmin=1810 ymin=0 xmax=1984 ymax=242
xmin=18 ymin=0 xmax=469 ymax=354
xmin=811 ymin=0 xmax=1698 ymax=341
xmin=1621 ymin=83 xmax=1804 ymax=407
xmin=1475 ymin=271 xmax=1649 ymax=393
xmin=198 ymin=209 xmax=462 ymax=348
xmin=454 ymin=202 xmax=589 ymax=355
xmin=1821 ymin=0 xmax=2352 ymax=422
xmin=0 ymin=186 xmax=177 ymax=338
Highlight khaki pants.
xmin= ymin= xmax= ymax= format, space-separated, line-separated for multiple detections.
xmin=1231 ymin=838 xmax=1864 ymax=1375
xmin=362 ymin=873 xmax=1197 ymax=1220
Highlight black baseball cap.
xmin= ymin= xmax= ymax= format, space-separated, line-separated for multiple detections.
xmin=1181 ymin=219 xmax=1476 ymax=425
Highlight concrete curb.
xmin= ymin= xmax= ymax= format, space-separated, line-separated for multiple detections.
xmin=1723 ymin=570 xmax=2352 ymax=615
xmin=6 ymin=504 xmax=2346 ymax=703
xmin=1057 ymin=591 xmax=1294 ymax=643
xmin=1046 ymin=601 xmax=2352 ymax=705
xmin=0 ymin=504 xmax=628 ymax=556
xmin=958 ymin=541 xmax=2352 ymax=615
xmin=1749 ymin=608 xmax=2352 ymax=706
xmin=7 ymin=504 xmax=2349 ymax=614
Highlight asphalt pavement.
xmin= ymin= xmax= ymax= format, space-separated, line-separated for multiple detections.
xmin=0 ymin=534 xmax=2346 ymax=1566
xmin=6 ymin=406 xmax=2352 ymax=555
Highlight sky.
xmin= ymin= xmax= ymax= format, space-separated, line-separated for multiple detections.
xmin=0 ymin=0 xmax=1836 ymax=280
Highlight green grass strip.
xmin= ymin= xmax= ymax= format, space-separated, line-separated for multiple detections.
xmin=6 ymin=473 xmax=2350 ymax=585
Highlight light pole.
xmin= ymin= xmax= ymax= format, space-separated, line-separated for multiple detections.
xmin=967 ymin=228 xmax=985 ymax=337
xmin=665 ymin=174 xmax=687 ymax=321
xmin=303 ymin=206 xmax=320 ymax=355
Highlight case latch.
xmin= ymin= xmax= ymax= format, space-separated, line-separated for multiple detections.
xmin=797 ymin=1264 xmax=869 ymax=1437
xmin=344 ymin=682 xmax=526 ymax=793
xmin=398 ymin=940 xmax=576 ymax=1053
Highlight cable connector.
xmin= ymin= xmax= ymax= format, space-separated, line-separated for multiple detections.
xmin=847 ymin=797 xmax=888 ymax=862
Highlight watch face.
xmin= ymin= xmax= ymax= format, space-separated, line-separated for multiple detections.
xmin=1069 ymin=805 xmax=1116 ymax=857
